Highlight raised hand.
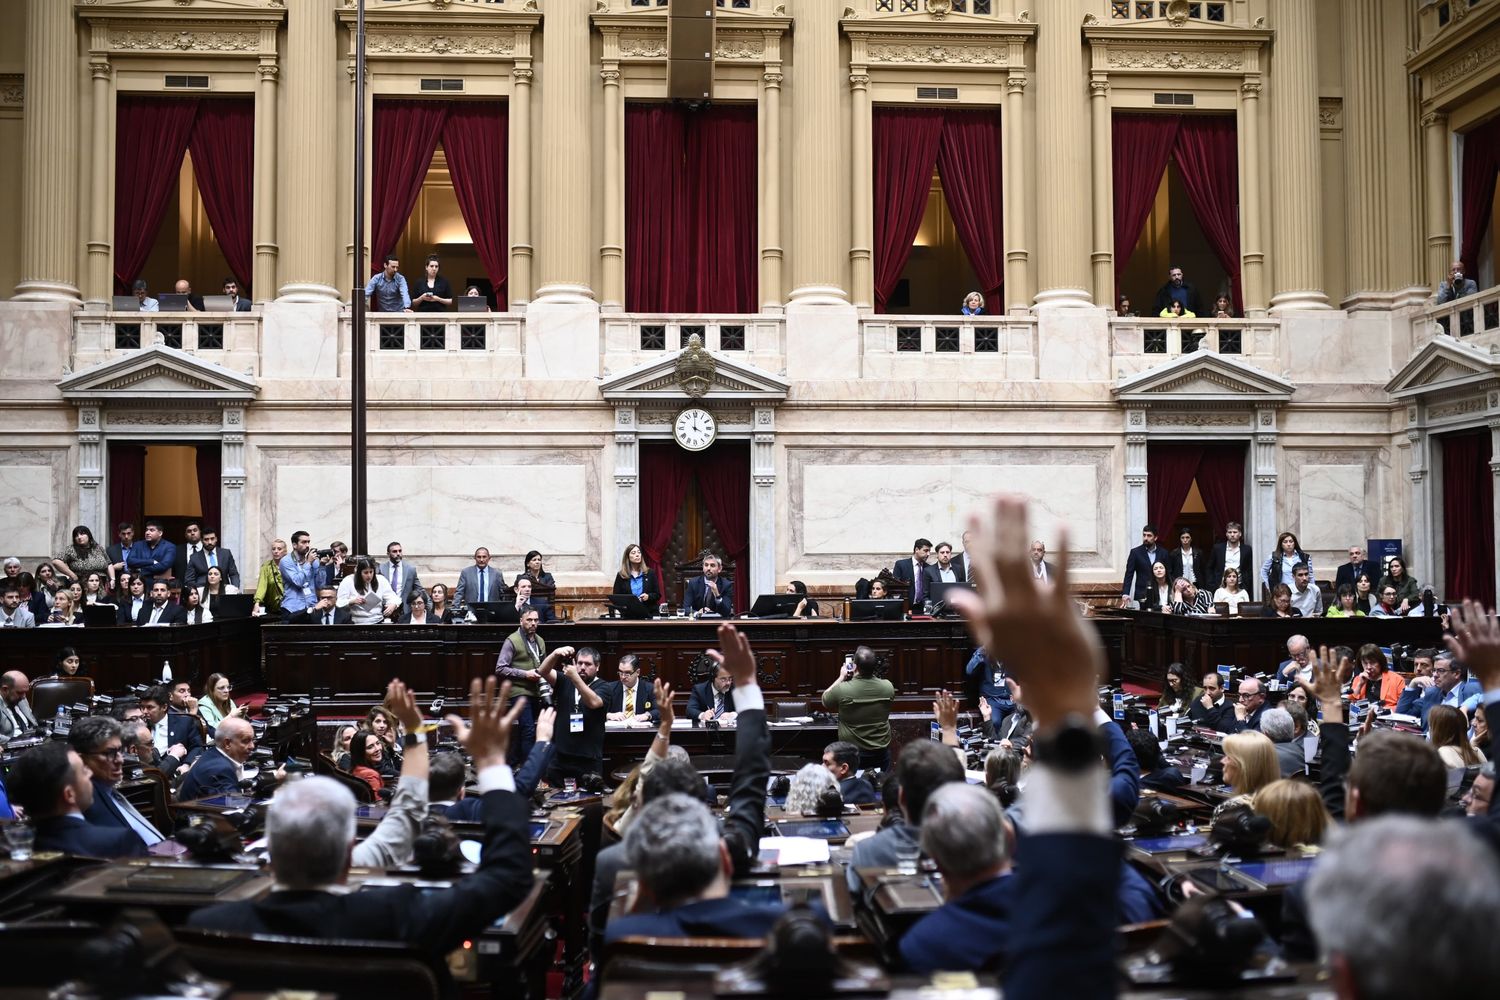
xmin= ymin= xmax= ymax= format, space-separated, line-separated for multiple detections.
xmin=1448 ymin=599 xmax=1500 ymax=691
xmin=384 ymin=678 xmax=424 ymax=734
xmin=535 ymin=706 xmax=557 ymax=744
xmin=948 ymin=496 xmax=1104 ymax=729
xmin=654 ymin=678 xmax=675 ymax=729
xmin=445 ymin=676 xmax=524 ymax=771
xmin=932 ymin=690 xmax=959 ymax=732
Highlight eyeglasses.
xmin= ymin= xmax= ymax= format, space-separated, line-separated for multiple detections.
xmin=88 ymin=747 xmax=125 ymax=760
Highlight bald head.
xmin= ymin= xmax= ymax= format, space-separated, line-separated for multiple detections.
xmin=215 ymin=716 xmax=255 ymax=763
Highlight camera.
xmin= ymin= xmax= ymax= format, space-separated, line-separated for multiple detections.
xmin=316 ymin=548 xmax=334 ymax=559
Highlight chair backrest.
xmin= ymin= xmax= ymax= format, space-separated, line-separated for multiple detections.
xmin=123 ymin=769 xmax=174 ymax=833
xmin=30 ymin=676 xmax=95 ymax=720
xmin=314 ymin=752 xmax=376 ymax=804
xmin=175 ymin=928 xmax=442 ymax=999
xmin=0 ymin=921 xmax=101 ymax=986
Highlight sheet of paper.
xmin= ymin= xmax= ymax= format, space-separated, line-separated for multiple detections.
xmin=758 ymin=836 xmax=830 ymax=866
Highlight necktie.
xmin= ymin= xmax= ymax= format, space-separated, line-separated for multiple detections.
xmin=479 ymin=568 xmax=488 ymax=602
xmin=209 ymin=551 xmax=217 ymax=569
xmin=323 ymin=611 xmax=332 ymax=625
xmin=392 ymin=564 xmax=400 ymax=591
xmin=111 ymin=789 xmax=164 ymax=846
xmin=624 ymin=687 xmax=635 ymax=716
xmin=150 ymin=606 xmax=162 ymax=625
xmin=713 ymin=694 xmax=724 ymax=719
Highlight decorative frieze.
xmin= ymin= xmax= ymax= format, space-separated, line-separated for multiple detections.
xmin=365 ymin=31 xmax=517 ymax=56
xmin=1105 ymin=45 xmax=1245 ymax=72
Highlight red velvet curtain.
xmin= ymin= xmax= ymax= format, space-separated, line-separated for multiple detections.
xmin=696 ymin=442 xmax=751 ymax=614
xmin=194 ymin=444 xmax=221 ymax=538
xmin=936 ymin=108 xmax=1005 ymax=313
xmin=689 ymin=105 xmax=758 ymax=312
xmin=187 ymin=100 xmax=256 ymax=291
xmin=371 ymin=100 xmax=450 ymax=269
xmin=1173 ymin=117 xmax=1243 ymax=314
xmin=1147 ymin=443 xmax=1205 ymax=539
xmin=1193 ymin=443 xmax=1247 ymax=543
xmin=625 ymin=104 xmax=757 ymax=312
xmin=108 ymin=444 xmax=147 ymax=536
xmin=113 ymin=96 xmax=200 ymax=291
xmin=638 ymin=441 xmax=694 ymax=581
xmin=1441 ymin=431 xmax=1496 ymax=607
xmin=872 ymin=107 xmax=945 ymax=312
xmin=442 ymin=102 xmax=509 ymax=310
xmin=1459 ymin=115 xmax=1500 ymax=281
xmin=1112 ymin=113 xmax=1182 ymax=282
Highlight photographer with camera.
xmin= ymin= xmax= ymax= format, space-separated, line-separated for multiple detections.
xmin=277 ymin=531 xmax=322 ymax=621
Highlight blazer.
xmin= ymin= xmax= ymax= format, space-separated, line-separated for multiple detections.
xmin=33 ymin=815 xmax=146 ymax=859
xmin=188 ymin=788 xmax=534 ymax=962
xmin=1333 ymin=559 xmax=1380 ymax=594
xmin=156 ymin=711 xmax=206 ymax=770
xmin=454 ymin=564 xmax=503 ymax=607
xmin=227 ymin=296 xmax=252 ymax=313
xmin=176 ymin=748 xmax=243 ymax=801
xmin=1168 ymin=547 xmax=1208 ymax=586
xmin=135 ymin=601 xmax=187 ymax=627
xmin=612 ymin=569 xmax=661 ymax=610
xmin=687 ymin=679 xmax=736 ymax=718
xmin=892 ymin=557 xmax=927 ymax=604
xmin=899 ymin=873 xmax=1015 ymax=974
xmin=920 ymin=561 xmax=966 ymax=589
xmin=683 ymin=575 xmax=733 ymax=616
xmin=839 ymin=774 xmax=880 ymax=806
xmin=126 ymin=539 xmax=177 ymax=583
xmin=0 ymin=699 xmax=38 ymax=739
xmin=82 ymin=777 xmax=162 ymax=849
xmin=1209 ymin=541 xmax=1255 ymax=594
xmin=1005 ymin=833 xmax=1121 ymax=1000
xmin=288 ymin=605 xmax=353 ymax=625
xmin=1121 ymin=544 xmax=1164 ymax=601
xmin=993 ymin=707 xmax=1033 ymax=749
xmin=383 ymin=561 xmax=423 ymax=612
xmin=602 ymin=679 xmax=658 ymax=723
xmin=1395 ymin=677 xmax=1484 ymax=725
xmin=184 ymin=547 xmax=241 ymax=592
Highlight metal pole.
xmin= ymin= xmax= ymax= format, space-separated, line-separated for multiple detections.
xmin=350 ymin=0 xmax=368 ymax=555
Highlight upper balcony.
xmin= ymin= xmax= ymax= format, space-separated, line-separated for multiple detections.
xmin=1417 ymin=284 xmax=1500 ymax=353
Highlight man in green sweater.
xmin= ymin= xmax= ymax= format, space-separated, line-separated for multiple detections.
xmin=821 ymin=645 xmax=896 ymax=771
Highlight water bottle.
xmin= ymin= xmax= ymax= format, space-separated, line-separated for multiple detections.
xmin=161 ymin=659 xmax=173 ymax=682
xmin=53 ymin=706 xmax=67 ymax=737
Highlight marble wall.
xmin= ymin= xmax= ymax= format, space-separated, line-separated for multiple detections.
xmin=0 ymin=450 xmax=70 ymax=561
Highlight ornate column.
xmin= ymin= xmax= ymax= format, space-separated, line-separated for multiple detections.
xmin=1238 ymin=79 xmax=1267 ymax=314
xmin=84 ymin=55 xmax=114 ymax=308
xmin=278 ymin=0 xmax=340 ymax=301
xmin=1491 ymin=416 xmax=1500 ymax=606
xmin=1003 ymin=69 xmax=1031 ymax=312
xmin=253 ymin=59 xmax=280 ymax=303
xmin=534 ymin=0 xmax=594 ymax=302
xmin=14 ymin=0 xmax=82 ymax=302
xmin=77 ymin=407 xmax=104 ymax=536
xmin=221 ymin=406 xmax=248 ymax=560
xmin=1124 ymin=411 xmax=1148 ymax=557
xmin=750 ymin=405 xmax=777 ymax=600
xmin=1267 ymin=0 xmax=1330 ymax=311
xmin=613 ymin=405 xmax=640 ymax=562
xmin=1341 ymin=2 xmax=1390 ymax=306
xmin=1089 ymin=72 xmax=1113 ymax=309
xmin=509 ymin=61 xmax=534 ymax=307
xmin=1033 ymin=0 xmax=1092 ymax=307
xmin=1405 ymin=405 xmax=1431 ymax=587
xmin=1421 ymin=112 xmax=1451 ymax=293
xmin=848 ymin=64 xmax=871 ymax=310
xmin=787 ymin=0 xmax=846 ymax=303
xmin=1252 ymin=407 xmax=1279 ymax=587
xmin=760 ymin=59 xmax=785 ymax=312
xmin=599 ymin=59 xmax=623 ymax=311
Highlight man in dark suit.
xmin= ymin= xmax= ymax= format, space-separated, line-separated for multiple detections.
xmin=1027 ymin=540 xmax=1057 ymax=586
xmin=1188 ymin=671 xmax=1235 ymax=732
xmin=289 ymin=586 xmax=353 ymax=625
xmin=189 ymin=678 xmax=534 ymax=967
xmin=921 ymin=541 xmax=964 ymax=593
xmin=106 ymin=522 xmax=135 ymax=592
xmin=135 ymin=580 xmax=186 ymax=627
xmin=183 ymin=528 xmax=240 ymax=592
xmin=383 ymin=540 xmax=422 ymax=616
xmin=603 ymin=654 xmax=657 ymax=723
xmin=453 ymin=547 xmax=499 ymax=609
xmin=1208 ymin=521 xmax=1254 ymax=596
xmin=173 ymin=522 xmax=203 ymax=587
xmin=177 ymin=717 xmax=254 ymax=801
xmin=222 ymin=277 xmax=253 ymax=312
xmin=1120 ymin=524 xmax=1162 ymax=605
xmin=605 ymin=624 xmax=774 ymax=944
xmin=1333 ymin=545 xmax=1380 ymax=594
xmin=1152 ymin=264 xmax=1205 ymax=315
xmin=687 ymin=661 xmax=736 ymax=723
xmin=892 ymin=538 xmax=933 ymax=608
xmin=822 ymin=741 xmax=879 ymax=805
xmin=138 ymin=684 xmax=204 ymax=774
xmin=6 ymin=742 xmax=144 ymax=858
xmin=682 ymin=551 xmax=734 ymax=617
xmin=70 ymin=716 xmax=165 ymax=852
xmin=1167 ymin=529 xmax=1208 ymax=589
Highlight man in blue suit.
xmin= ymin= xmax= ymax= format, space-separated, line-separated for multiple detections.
xmin=1120 ymin=523 xmax=1162 ymax=605
xmin=1396 ymin=654 xmax=1483 ymax=725
xmin=139 ymin=684 xmax=205 ymax=775
xmin=7 ymin=742 xmax=144 ymax=858
xmin=177 ymin=717 xmax=254 ymax=801
xmin=682 ymin=552 xmax=734 ymax=616
xmin=69 ymin=716 xmax=164 ymax=853
xmin=822 ymin=741 xmax=879 ymax=806
xmin=125 ymin=520 xmax=177 ymax=585
xmin=892 ymin=538 xmax=933 ymax=608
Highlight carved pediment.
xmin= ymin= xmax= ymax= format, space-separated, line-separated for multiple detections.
xmin=601 ymin=346 xmax=788 ymax=404
xmin=59 ymin=345 xmax=259 ymax=406
xmin=1385 ymin=334 xmax=1500 ymax=399
xmin=1113 ymin=349 xmax=1294 ymax=406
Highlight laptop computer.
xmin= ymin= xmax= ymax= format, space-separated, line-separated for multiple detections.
xmin=202 ymin=294 xmax=234 ymax=312
xmin=470 ymin=602 xmax=521 ymax=624
xmin=455 ymin=296 xmax=489 ymax=313
xmin=926 ymin=581 xmax=974 ymax=613
xmin=112 ymin=295 xmax=143 ymax=311
xmin=156 ymin=293 xmax=190 ymax=311
xmin=82 ymin=604 xmax=120 ymax=628
xmin=748 ymin=593 xmax=800 ymax=618
xmin=608 ymin=593 xmax=655 ymax=619
xmin=212 ymin=594 xmax=256 ymax=620
xmin=848 ymin=598 xmax=907 ymax=621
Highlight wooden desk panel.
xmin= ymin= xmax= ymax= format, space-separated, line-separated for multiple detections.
xmin=2 ymin=619 xmax=265 ymax=694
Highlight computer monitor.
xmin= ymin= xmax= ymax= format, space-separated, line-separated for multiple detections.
xmin=212 ymin=594 xmax=256 ymax=620
xmin=848 ymin=598 xmax=906 ymax=621
xmin=469 ymin=602 xmax=520 ymax=624
xmin=608 ymin=593 xmax=655 ymax=619
xmin=926 ymin=581 xmax=973 ymax=613
xmin=748 ymin=593 xmax=800 ymax=618
xmin=82 ymin=604 xmax=119 ymax=628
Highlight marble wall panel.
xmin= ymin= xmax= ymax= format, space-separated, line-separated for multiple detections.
xmin=0 ymin=450 xmax=70 ymax=562
xmin=1296 ymin=464 xmax=1369 ymax=552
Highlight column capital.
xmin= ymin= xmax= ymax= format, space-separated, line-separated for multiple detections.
xmin=764 ymin=69 xmax=784 ymax=88
xmin=600 ymin=67 xmax=620 ymax=85
xmin=1240 ymin=80 xmax=1262 ymax=97
xmin=89 ymin=58 xmax=112 ymax=80
xmin=1089 ymin=77 xmax=1109 ymax=98
xmin=513 ymin=65 xmax=534 ymax=83
xmin=848 ymin=72 xmax=869 ymax=90
xmin=257 ymin=62 xmax=280 ymax=83
xmin=1006 ymin=73 xmax=1029 ymax=95
xmin=1421 ymin=110 xmax=1447 ymax=129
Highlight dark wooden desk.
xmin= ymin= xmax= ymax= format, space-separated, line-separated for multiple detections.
xmin=2 ymin=618 xmax=265 ymax=694
xmin=1105 ymin=609 xmax=1444 ymax=690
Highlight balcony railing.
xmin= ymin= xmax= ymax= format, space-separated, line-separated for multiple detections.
xmin=73 ymin=310 xmax=262 ymax=372
xmin=1111 ymin=316 xmax=1278 ymax=376
xmin=602 ymin=314 xmax=785 ymax=373
xmin=1421 ymin=285 xmax=1500 ymax=345
xmin=859 ymin=315 xmax=1038 ymax=378
xmin=851 ymin=0 xmax=1004 ymax=16
xmin=354 ymin=312 xmax=527 ymax=380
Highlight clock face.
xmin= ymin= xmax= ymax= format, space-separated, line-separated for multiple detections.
xmin=673 ymin=407 xmax=717 ymax=452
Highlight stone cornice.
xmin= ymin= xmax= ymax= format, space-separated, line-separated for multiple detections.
xmin=1084 ymin=25 xmax=1270 ymax=77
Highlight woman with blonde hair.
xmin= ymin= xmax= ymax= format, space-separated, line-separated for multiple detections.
xmin=197 ymin=672 xmax=244 ymax=730
xmin=612 ymin=543 xmax=660 ymax=615
xmin=1429 ymin=705 xmax=1484 ymax=769
xmin=1252 ymin=778 xmax=1331 ymax=848
xmin=1222 ymin=731 xmax=1280 ymax=796
xmin=961 ymin=290 xmax=985 ymax=316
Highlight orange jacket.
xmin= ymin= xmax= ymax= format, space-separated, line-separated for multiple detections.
xmin=1351 ymin=670 xmax=1405 ymax=709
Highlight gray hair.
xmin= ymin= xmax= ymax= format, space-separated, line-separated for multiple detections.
xmin=267 ymin=776 xmax=358 ymax=889
xmin=1286 ymin=634 xmax=1309 ymax=654
xmin=1308 ymin=816 xmax=1500 ymax=998
xmin=919 ymin=783 xmax=1010 ymax=881
xmin=784 ymin=763 xmax=839 ymax=813
xmin=68 ymin=715 xmax=122 ymax=756
xmin=984 ymin=746 xmax=1022 ymax=787
xmin=1259 ymin=707 xmax=1295 ymax=744
xmin=624 ymin=793 xmax=722 ymax=907
xmin=215 ymin=716 xmax=252 ymax=748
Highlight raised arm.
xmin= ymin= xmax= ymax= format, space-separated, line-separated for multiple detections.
xmin=710 ymin=624 xmax=769 ymax=876
xmin=1301 ymin=646 xmax=1350 ymax=821
xmin=352 ymin=679 xmax=431 ymax=868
